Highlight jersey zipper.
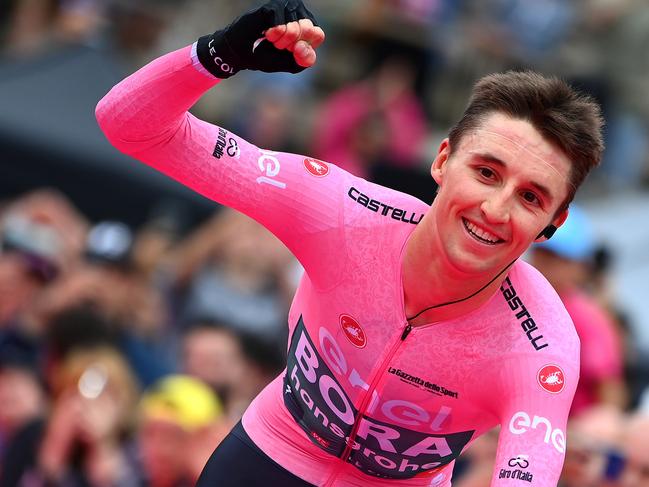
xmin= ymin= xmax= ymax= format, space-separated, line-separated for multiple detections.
xmin=323 ymin=323 xmax=413 ymax=486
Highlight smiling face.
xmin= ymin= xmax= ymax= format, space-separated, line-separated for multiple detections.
xmin=427 ymin=112 xmax=571 ymax=277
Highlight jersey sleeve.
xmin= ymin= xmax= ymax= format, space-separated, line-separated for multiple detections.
xmin=489 ymin=353 xmax=578 ymax=487
xmin=95 ymin=44 xmax=347 ymax=286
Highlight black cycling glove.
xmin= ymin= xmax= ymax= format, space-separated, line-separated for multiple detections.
xmin=196 ymin=0 xmax=318 ymax=79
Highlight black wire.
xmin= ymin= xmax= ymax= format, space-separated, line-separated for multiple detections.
xmin=406 ymin=259 xmax=518 ymax=322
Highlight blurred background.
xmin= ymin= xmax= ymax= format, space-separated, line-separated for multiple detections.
xmin=1 ymin=0 xmax=648 ymax=486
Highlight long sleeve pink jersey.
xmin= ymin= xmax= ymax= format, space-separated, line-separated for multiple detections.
xmin=96 ymin=44 xmax=580 ymax=487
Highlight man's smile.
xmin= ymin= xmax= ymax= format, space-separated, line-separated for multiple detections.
xmin=462 ymin=218 xmax=505 ymax=245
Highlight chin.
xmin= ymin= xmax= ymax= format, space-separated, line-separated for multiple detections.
xmin=447 ymin=255 xmax=493 ymax=276
xmin=446 ymin=247 xmax=510 ymax=277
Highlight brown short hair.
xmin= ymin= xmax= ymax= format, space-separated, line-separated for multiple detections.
xmin=448 ymin=71 xmax=604 ymax=210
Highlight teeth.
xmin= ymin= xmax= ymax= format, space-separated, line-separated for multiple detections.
xmin=464 ymin=219 xmax=500 ymax=243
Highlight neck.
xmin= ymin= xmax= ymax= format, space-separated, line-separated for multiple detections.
xmin=402 ymin=218 xmax=513 ymax=326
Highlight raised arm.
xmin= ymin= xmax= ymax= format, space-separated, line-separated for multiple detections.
xmin=96 ymin=0 xmax=323 ymax=151
xmin=95 ymin=1 xmax=343 ymax=282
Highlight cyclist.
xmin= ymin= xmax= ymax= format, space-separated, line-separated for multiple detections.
xmin=96 ymin=1 xmax=604 ymax=485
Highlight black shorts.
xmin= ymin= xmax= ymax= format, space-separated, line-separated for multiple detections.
xmin=195 ymin=421 xmax=316 ymax=486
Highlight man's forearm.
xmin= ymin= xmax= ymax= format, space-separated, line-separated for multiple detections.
xmin=95 ymin=44 xmax=219 ymax=155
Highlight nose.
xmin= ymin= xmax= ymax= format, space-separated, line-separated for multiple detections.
xmin=480 ymin=190 xmax=511 ymax=225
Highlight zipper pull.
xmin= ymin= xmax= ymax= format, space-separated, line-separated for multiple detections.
xmin=401 ymin=324 xmax=412 ymax=340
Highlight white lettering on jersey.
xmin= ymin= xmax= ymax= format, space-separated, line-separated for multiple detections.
xmin=508 ymin=411 xmax=565 ymax=453
xmin=256 ymin=149 xmax=286 ymax=188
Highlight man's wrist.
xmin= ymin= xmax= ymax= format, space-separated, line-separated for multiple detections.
xmin=196 ymin=32 xmax=241 ymax=79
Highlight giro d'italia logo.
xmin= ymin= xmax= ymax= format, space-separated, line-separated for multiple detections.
xmin=340 ymin=314 xmax=366 ymax=348
xmin=537 ymin=364 xmax=565 ymax=394
xmin=304 ymin=158 xmax=329 ymax=177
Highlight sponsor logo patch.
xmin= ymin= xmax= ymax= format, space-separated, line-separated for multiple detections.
xmin=283 ymin=317 xmax=474 ymax=479
xmin=226 ymin=138 xmax=239 ymax=158
xmin=212 ymin=127 xmax=228 ymax=159
xmin=537 ymin=364 xmax=565 ymax=394
xmin=340 ymin=314 xmax=366 ymax=348
xmin=387 ymin=368 xmax=458 ymax=399
xmin=311 ymin=431 xmax=331 ymax=448
xmin=500 ymin=277 xmax=548 ymax=351
xmin=508 ymin=455 xmax=530 ymax=469
xmin=256 ymin=149 xmax=286 ymax=188
xmin=508 ymin=411 xmax=565 ymax=454
xmin=213 ymin=128 xmax=240 ymax=160
xmin=347 ymin=187 xmax=424 ymax=225
xmin=304 ymin=158 xmax=330 ymax=177
xmin=499 ymin=455 xmax=533 ymax=482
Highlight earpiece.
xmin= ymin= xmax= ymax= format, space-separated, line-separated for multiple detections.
xmin=536 ymin=225 xmax=557 ymax=240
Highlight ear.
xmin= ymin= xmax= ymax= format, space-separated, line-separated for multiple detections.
xmin=431 ymin=138 xmax=451 ymax=185
xmin=552 ymin=207 xmax=569 ymax=231
xmin=535 ymin=208 xmax=569 ymax=242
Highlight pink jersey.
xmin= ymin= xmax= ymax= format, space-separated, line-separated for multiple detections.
xmin=96 ymin=44 xmax=580 ymax=487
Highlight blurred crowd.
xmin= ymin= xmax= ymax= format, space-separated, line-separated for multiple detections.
xmin=0 ymin=189 xmax=292 ymax=487
xmin=2 ymin=0 xmax=649 ymax=486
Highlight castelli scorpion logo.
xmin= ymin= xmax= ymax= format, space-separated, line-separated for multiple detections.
xmin=537 ymin=364 xmax=565 ymax=394
xmin=340 ymin=314 xmax=366 ymax=348
xmin=304 ymin=158 xmax=330 ymax=177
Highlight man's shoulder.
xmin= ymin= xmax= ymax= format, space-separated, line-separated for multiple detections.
xmin=296 ymin=158 xmax=429 ymax=218
xmin=503 ymin=260 xmax=580 ymax=353
xmin=508 ymin=260 xmax=565 ymax=308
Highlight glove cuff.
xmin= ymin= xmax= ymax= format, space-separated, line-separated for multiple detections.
xmin=196 ymin=31 xmax=241 ymax=79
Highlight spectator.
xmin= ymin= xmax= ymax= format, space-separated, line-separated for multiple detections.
xmin=130 ymin=202 xmax=187 ymax=285
xmin=1 ymin=190 xmax=87 ymax=271
xmin=0 ymin=189 xmax=87 ymax=331
xmin=83 ymin=220 xmax=169 ymax=340
xmin=2 ymin=0 xmax=60 ymax=56
xmin=228 ymin=78 xmax=310 ymax=155
xmin=236 ymin=330 xmax=286 ymax=418
xmin=0 ymin=249 xmax=54 ymax=329
xmin=558 ymin=0 xmax=649 ymax=190
xmin=172 ymin=209 xmax=294 ymax=349
xmin=180 ymin=321 xmax=248 ymax=424
xmin=2 ymin=346 xmax=139 ymax=487
xmin=560 ymin=405 xmax=626 ymax=487
xmin=23 ymin=222 xmax=175 ymax=388
xmin=617 ymin=412 xmax=649 ymax=487
xmin=181 ymin=319 xmax=285 ymax=425
xmin=529 ymin=206 xmax=628 ymax=414
xmin=0 ymin=336 xmax=47 ymax=487
xmin=137 ymin=375 xmax=226 ymax=487
xmin=312 ymin=50 xmax=428 ymax=179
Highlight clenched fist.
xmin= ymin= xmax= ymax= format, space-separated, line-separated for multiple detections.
xmin=265 ymin=18 xmax=324 ymax=68
xmin=197 ymin=0 xmax=325 ymax=79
